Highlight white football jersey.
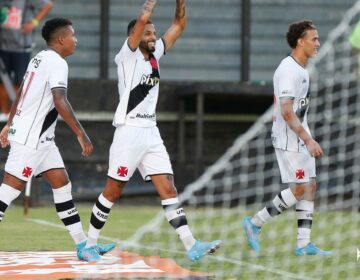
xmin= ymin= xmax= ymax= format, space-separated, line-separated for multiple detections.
xmin=113 ymin=38 xmax=165 ymax=127
xmin=8 ymin=49 xmax=68 ymax=150
xmin=272 ymin=56 xmax=311 ymax=153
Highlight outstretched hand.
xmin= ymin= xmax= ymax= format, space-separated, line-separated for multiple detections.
xmin=77 ymin=133 xmax=93 ymax=157
xmin=0 ymin=124 xmax=10 ymax=148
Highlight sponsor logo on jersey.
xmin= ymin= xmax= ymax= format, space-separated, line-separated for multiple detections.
xmin=2 ymin=6 xmax=21 ymax=29
xmin=9 ymin=128 xmax=16 ymax=135
xmin=117 ymin=166 xmax=128 ymax=177
xmin=140 ymin=75 xmax=160 ymax=87
xmin=296 ymin=169 xmax=305 ymax=179
xmin=281 ymin=90 xmax=291 ymax=95
xmin=135 ymin=113 xmax=156 ymax=119
xmin=296 ymin=95 xmax=310 ymax=121
xmin=46 ymin=136 xmax=55 ymax=141
xmin=299 ymin=97 xmax=309 ymax=109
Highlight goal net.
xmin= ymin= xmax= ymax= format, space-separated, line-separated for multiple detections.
xmin=125 ymin=2 xmax=360 ymax=279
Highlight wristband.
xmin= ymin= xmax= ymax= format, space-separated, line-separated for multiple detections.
xmin=31 ymin=18 xmax=39 ymax=27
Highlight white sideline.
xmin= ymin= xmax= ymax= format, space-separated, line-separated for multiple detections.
xmin=27 ymin=218 xmax=314 ymax=280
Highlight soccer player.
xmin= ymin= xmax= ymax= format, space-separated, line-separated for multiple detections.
xmin=0 ymin=18 xmax=115 ymax=260
xmin=78 ymin=0 xmax=222 ymax=262
xmin=242 ymin=20 xmax=332 ymax=256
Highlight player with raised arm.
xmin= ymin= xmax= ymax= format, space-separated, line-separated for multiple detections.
xmin=0 ymin=18 xmax=115 ymax=260
xmin=78 ymin=0 xmax=222 ymax=262
xmin=242 ymin=20 xmax=332 ymax=256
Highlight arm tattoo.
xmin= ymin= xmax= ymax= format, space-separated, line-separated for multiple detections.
xmin=166 ymin=175 xmax=174 ymax=184
xmin=175 ymin=0 xmax=186 ymax=20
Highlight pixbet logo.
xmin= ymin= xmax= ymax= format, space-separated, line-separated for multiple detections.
xmin=357 ymin=248 xmax=360 ymax=261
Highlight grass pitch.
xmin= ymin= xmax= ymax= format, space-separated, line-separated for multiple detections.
xmin=0 ymin=204 xmax=358 ymax=280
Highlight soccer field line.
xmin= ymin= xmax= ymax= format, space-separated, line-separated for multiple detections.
xmin=27 ymin=218 xmax=315 ymax=280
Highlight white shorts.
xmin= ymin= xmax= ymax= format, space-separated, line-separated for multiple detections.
xmin=108 ymin=125 xmax=173 ymax=182
xmin=5 ymin=141 xmax=65 ymax=181
xmin=275 ymin=148 xmax=316 ymax=184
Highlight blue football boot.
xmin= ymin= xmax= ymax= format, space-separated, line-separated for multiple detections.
xmin=295 ymin=243 xmax=332 ymax=256
xmin=242 ymin=216 xmax=261 ymax=252
xmin=187 ymin=240 xmax=222 ymax=262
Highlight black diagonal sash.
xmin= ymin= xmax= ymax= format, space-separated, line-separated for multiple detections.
xmin=126 ymin=53 xmax=160 ymax=114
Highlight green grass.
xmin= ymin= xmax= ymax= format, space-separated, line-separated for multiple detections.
xmin=0 ymin=204 xmax=158 ymax=251
xmin=1 ymin=205 xmax=359 ymax=280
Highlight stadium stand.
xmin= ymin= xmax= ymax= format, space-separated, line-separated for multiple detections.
xmin=30 ymin=0 xmax=355 ymax=81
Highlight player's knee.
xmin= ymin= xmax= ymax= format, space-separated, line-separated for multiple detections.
xmin=165 ymin=185 xmax=178 ymax=197
xmin=103 ymin=179 xmax=125 ymax=202
xmin=3 ymin=173 xmax=25 ymax=191
xmin=158 ymin=184 xmax=178 ymax=200
xmin=293 ymin=185 xmax=306 ymax=199
xmin=103 ymin=192 xmax=121 ymax=202
xmin=311 ymin=182 xmax=317 ymax=194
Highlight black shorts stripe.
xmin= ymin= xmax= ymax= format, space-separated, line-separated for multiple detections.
xmin=50 ymin=86 xmax=67 ymax=90
xmin=96 ymin=200 xmax=111 ymax=214
xmin=55 ymin=200 xmax=75 ymax=212
xmin=35 ymin=167 xmax=65 ymax=178
xmin=90 ymin=213 xmax=105 ymax=229
xmin=62 ymin=214 xmax=81 ymax=226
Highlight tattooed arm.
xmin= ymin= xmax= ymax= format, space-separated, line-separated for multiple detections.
xmin=52 ymin=88 xmax=93 ymax=157
xmin=128 ymin=0 xmax=157 ymax=51
xmin=162 ymin=0 xmax=187 ymax=52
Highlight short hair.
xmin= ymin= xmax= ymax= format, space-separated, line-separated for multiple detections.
xmin=42 ymin=18 xmax=73 ymax=43
xmin=286 ymin=20 xmax=316 ymax=49
xmin=127 ymin=19 xmax=153 ymax=36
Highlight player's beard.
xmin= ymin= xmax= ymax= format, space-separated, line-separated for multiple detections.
xmin=141 ymin=40 xmax=155 ymax=53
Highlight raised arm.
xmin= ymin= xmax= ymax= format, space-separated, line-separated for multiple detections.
xmin=280 ymin=98 xmax=323 ymax=158
xmin=52 ymin=88 xmax=93 ymax=157
xmin=128 ymin=0 xmax=157 ymax=51
xmin=162 ymin=0 xmax=187 ymax=52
